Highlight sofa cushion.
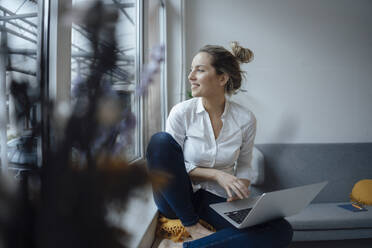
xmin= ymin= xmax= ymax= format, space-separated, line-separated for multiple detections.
xmin=351 ymin=179 xmax=372 ymax=205
xmin=286 ymin=202 xmax=372 ymax=230
xmin=253 ymin=143 xmax=372 ymax=203
xmin=292 ymin=228 xmax=372 ymax=241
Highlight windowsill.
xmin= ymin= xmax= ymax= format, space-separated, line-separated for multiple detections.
xmin=107 ymin=184 xmax=158 ymax=248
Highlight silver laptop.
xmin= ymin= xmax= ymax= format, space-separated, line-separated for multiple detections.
xmin=210 ymin=181 xmax=328 ymax=228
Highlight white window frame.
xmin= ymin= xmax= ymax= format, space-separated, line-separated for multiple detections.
xmin=49 ymin=0 xmax=145 ymax=162
xmin=0 ymin=0 xmax=47 ymax=172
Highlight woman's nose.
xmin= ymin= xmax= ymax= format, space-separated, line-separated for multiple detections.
xmin=188 ymin=70 xmax=195 ymax=80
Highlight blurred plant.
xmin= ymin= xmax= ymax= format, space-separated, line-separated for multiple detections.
xmin=0 ymin=1 xmax=166 ymax=248
xmin=187 ymin=91 xmax=193 ymax=99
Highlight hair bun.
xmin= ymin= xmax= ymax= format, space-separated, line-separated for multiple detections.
xmin=230 ymin=41 xmax=254 ymax=64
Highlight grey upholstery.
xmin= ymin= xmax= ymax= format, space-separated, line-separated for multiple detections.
xmin=252 ymin=143 xmax=372 ymax=243
xmin=286 ymin=202 xmax=372 ymax=230
xmin=292 ymin=229 xmax=372 ymax=242
xmin=253 ymin=143 xmax=372 ymax=203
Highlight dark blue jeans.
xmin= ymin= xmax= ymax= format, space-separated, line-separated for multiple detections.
xmin=146 ymin=132 xmax=293 ymax=248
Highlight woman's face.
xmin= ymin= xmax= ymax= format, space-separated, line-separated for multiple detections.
xmin=188 ymin=52 xmax=227 ymax=98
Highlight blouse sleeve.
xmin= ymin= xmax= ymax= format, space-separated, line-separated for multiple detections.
xmin=165 ymin=105 xmax=197 ymax=173
xmin=235 ymin=114 xmax=257 ymax=181
xmin=165 ymin=104 xmax=186 ymax=149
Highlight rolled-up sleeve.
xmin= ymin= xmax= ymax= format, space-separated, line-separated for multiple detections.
xmin=235 ymin=114 xmax=257 ymax=181
xmin=165 ymin=104 xmax=186 ymax=149
xmin=166 ymin=105 xmax=198 ymax=173
xmin=184 ymin=161 xmax=197 ymax=173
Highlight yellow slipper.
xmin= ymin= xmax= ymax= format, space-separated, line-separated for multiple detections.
xmin=156 ymin=215 xmax=216 ymax=243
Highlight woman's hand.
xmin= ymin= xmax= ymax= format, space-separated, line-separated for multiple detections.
xmin=213 ymin=171 xmax=251 ymax=202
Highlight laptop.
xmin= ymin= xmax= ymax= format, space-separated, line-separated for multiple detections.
xmin=210 ymin=181 xmax=328 ymax=228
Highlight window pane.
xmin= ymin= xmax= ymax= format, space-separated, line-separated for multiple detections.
xmin=71 ymin=0 xmax=140 ymax=161
xmin=0 ymin=0 xmax=40 ymax=178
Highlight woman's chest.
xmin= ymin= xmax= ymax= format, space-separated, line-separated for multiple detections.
xmin=183 ymin=116 xmax=243 ymax=166
xmin=209 ymin=116 xmax=223 ymax=140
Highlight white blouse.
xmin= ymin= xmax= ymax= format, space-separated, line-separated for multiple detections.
xmin=166 ymin=97 xmax=257 ymax=198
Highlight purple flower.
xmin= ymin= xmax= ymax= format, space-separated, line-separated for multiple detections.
xmin=136 ymin=44 xmax=165 ymax=96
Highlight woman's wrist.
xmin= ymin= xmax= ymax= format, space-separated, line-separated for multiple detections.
xmin=189 ymin=167 xmax=221 ymax=182
xmin=211 ymin=169 xmax=223 ymax=183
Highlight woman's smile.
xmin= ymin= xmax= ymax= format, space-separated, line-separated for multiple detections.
xmin=191 ymin=83 xmax=200 ymax=89
xmin=188 ymin=52 xmax=226 ymax=98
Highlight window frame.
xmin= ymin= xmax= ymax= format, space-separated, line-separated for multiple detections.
xmin=48 ymin=0 xmax=146 ymax=163
xmin=39 ymin=0 xmax=51 ymax=168
xmin=133 ymin=0 xmax=144 ymax=162
xmin=0 ymin=0 xmax=48 ymax=173
xmin=2 ymin=0 xmax=167 ymax=167
xmin=0 ymin=0 xmax=166 ymax=168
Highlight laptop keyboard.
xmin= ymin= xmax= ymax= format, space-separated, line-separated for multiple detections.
xmin=224 ymin=208 xmax=252 ymax=224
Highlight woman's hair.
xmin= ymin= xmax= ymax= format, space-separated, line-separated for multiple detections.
xmin=198 ymin=41 xmax=253 ymax=95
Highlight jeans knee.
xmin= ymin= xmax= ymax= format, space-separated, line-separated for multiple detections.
xmin=147 ymin=132 xmax=176 ymax=154
xmin=146 ymin=132 xmax=182 ymax=169
xmin=149 ymin=132 xmax=174 ymax=147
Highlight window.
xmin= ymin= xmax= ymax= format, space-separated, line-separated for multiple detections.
xmin=70 ymin=0 xmax=142 ymax=161
xmin=0 ymin=0 xmax=43 ymax=178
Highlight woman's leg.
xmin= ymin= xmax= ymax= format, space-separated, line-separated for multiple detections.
xmin=184 ymin=219 xmax=293 ymax=248
xmin=184 ymin=190 xmax=293 ymax=248
xmin=192 ymin=190 xmax=232 ymax=230
xmin=146 ymin=132 xmax=199 ymax=226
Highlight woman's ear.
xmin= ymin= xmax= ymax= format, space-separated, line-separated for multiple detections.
xmin=219 ymin=73 xmax=229 ymax=87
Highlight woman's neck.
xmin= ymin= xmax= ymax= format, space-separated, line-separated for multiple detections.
xmin=202 ymin=95 xmax=226 ymax=117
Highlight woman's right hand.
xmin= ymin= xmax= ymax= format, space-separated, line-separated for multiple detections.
xmin=213 ymin=170 xmax=250 ymax=202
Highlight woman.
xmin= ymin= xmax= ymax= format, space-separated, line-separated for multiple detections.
xmin=146 ymin=42 xmax=293 ymax=247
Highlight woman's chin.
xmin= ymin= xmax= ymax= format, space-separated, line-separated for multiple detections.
xmin=191 ymin=91 xmax=200 ymax=98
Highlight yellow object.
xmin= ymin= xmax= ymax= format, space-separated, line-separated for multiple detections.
xmin=350 ymin=179 xmax=372 ymax=206
xmin=351 ymin=203 xmax=361 ymax=209
xmin=156 ymin=215 xmax=216 ymax=243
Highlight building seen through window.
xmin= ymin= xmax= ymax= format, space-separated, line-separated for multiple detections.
xmin=0 ymin=0 xmax=40 ymax=178
xmin=0 ymin=0 xmax=143 ymax=176
xmin=71 ymin=0 xmax=140 ymax=161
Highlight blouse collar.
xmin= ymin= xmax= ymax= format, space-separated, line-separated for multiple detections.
xmin=196 ymin=97 xmax=230 ymax=118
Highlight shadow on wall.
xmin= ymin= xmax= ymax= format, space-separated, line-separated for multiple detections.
xmin=270 ymin=113 xmax=300 ymax=144
xmin=230 ymin=92 xmax=300 ymax=144
xmin=252 ymin=112 xmax=301 ymax=194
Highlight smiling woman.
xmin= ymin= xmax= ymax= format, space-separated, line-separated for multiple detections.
xmin=188 ymin=52 xmax=226 ymax=99
xmin=146 ymin=42 xmax=293 ymax=247
xmin=194 ymin=42 xmax=253 ymax=96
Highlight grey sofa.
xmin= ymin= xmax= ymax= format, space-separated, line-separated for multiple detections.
xmin=252 ymin=143 xmax=372 ymax=247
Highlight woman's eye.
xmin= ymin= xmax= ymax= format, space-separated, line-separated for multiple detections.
xmin=189 ymin=68 xmax=204 ymax=73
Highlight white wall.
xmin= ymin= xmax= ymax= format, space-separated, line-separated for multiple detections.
xmin=184 ymin=0 xmax=372 ymax=144
xmin=166 ymin=0 xmax=187 ymax=111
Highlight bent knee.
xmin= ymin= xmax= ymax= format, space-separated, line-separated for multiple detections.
xmin=148 ymin=132 xmax=181 ymax=151
xmin=146 ymin=132 xmax=182 ymax=168
xmin=149 ymin=132 xmax=174 ymax=147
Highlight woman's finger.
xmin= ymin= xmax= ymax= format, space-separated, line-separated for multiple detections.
xmin=230 ymin=183 xmax=244 ymax=199
xmin=227 ymin=196 xmax=239 ymax=202
xmin=225 ymin=186 xmax=233 ymax=199
xmin=236 ymin=180 xmax=250 ymax=197
xmin=232 ymin=180 xmax=249 ymax=198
